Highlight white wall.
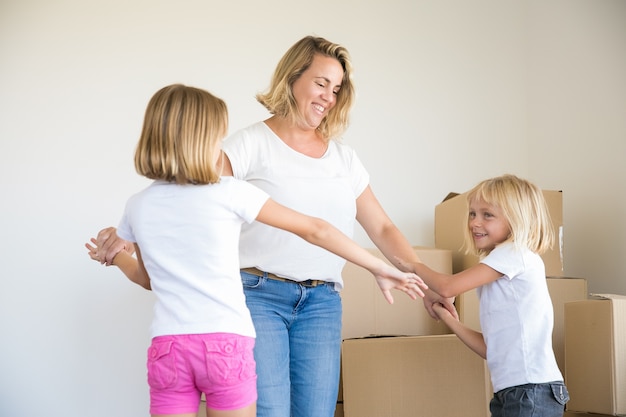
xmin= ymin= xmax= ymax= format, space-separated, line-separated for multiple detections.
xmin=1 ymin=1 xmax=624 ymax=416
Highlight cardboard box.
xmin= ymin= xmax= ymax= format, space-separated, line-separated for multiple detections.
xmin=455 ymin=277 xmax=587 ymax=375
xmin=341 ymin=334 xmax=491 ymax=417
xmin=341 ymin=247 xmax=452 ymax=339
xmin=548 ymin=278 xmax=589 ymax=375
xmin=435 ymin=189 xmax=564 ymax=277
xmin=565 ymin=294 xmax=626 ymax=416
xmin=455 ymin=289 xmax=482 ymax=332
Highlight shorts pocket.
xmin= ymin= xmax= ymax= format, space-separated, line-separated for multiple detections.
xmin=147 ymin=339 xmax=177 ymax=390
xmin=204 ymin=337 xmax=256 ymax=384
xmin=550 ymin=383 xmax=570 ymax=405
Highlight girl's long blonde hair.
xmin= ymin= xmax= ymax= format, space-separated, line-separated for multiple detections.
xmin=464 ymin=174 xmax=555 ymax=257
xmin=134 ymin=84 xmax=228 ymax=185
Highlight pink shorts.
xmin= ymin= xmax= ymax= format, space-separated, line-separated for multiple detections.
xmin=147 ymin=333 xmax=257 ymax=414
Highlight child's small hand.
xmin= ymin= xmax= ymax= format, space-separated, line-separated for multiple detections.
xmin=432 ymin=302 xmax=458 ymax=322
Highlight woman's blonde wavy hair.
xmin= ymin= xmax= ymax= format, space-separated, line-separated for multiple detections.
xmin=134 ymin=84 xmax=228 ymax=185
xmin=256 ymin=35 xmax=355 ymax=141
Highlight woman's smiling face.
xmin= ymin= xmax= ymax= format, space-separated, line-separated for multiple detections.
xmin=291 ymin=54 xmax=344 ymax=130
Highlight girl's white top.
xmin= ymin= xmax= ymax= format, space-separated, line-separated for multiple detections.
xmin=478 ymin=242 xmax=563 ymax=392
xmin=117 ymin=177 xmax=269 ymax=339
xmin=223 ymin=121 xmax=369 ymax=289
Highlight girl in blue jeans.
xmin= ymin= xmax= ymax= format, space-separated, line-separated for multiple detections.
xmin=397 ymin=174 xmax=570 ymax=417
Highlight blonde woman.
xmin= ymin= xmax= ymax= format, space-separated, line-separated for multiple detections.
xmin=219 ymin=35 xmax=454 ymax=417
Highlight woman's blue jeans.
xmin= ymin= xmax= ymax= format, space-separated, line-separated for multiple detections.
xmin=490 ymin=382 xmax=569 ymax=417
xmin=241 ymin=271 xmax=342 ymax=417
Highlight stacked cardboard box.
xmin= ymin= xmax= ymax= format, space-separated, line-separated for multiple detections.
xmin=339 ymin=246 xmax=454 ymax=416
xmin=565 ymin=294 xmax=626 ymax=416
xmin=341 ymin=246 xmax=453 ymax=340
xmin=338 ymin=187 xmax=626 ymax=417
xmin=342 ymin=334 xmax=491 ymax=417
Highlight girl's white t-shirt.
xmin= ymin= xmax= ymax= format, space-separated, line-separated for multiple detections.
xmin=223 ymin=121 xmax=369 ymax=289
xmin=117 ymin=177 xmax=269 ymax=339
xmin=478 ymin=242 xmax=563 ymax=392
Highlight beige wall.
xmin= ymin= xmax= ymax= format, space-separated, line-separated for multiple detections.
xmin=527 ymin=0 xmax=626 ymax=293
xmin=1 ymin=1 xmax=624 ymax=416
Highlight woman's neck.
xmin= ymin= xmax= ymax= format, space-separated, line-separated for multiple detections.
xmin=264 ymin=116 xmax=328 ymax=158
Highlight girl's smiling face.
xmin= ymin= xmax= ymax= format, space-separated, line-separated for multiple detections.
xmin=468 ymin=198 xmax=511 ymax=252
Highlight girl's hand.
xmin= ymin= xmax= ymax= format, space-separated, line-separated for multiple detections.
xmin=424 ymin=292 xmax=459 ymax=320
xmin=394 ymin=256 xmax=460 ymax=321
xmin=432 ymin=302 xmax=458 ymax=322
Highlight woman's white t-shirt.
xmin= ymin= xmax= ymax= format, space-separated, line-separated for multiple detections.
xmin=223 ymin=121 xmax=369 ymax=289
xmin=117 ymin=177 xmax=269 ymax=339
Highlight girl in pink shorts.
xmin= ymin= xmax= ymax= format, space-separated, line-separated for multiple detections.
xmin=86 ymin=84 xmax=426 ymax=417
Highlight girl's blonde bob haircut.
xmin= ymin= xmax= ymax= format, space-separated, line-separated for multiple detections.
xmin=256 ymin=35 xmax=355 ymax=141
xmin=134 ymin=84 xmax=228 ymax=185
xmin=464 ymin=174 xmax=555 ymax=258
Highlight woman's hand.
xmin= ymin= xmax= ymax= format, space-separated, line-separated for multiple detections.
xmin=373 ymin=264 xmax=428 ymax=304
xmin=89 ymin=227 xmax=134 ymax=265
xmin=84 ymin=238 xmax=102 ymax=263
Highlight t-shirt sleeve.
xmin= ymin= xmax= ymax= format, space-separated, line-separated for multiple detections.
xmin=349 ymin=148 xmax=370 ymax=197
xmin=229 ymin=179 xmax=270 ymax=224
xmin=222 ymin=128 xmax=251 ymax=180
xmin=480 ymin=243 xmax=523 ymax=280
xmin=116 ymin=200 xmax=136 ymax=243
